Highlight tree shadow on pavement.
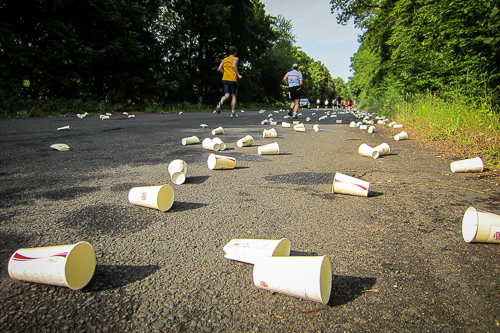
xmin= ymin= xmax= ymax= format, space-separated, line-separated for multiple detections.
xmin=83 ymin=264 xmax=160 ymax=292
xmin=328 ymin=275 xmax=377 ymax=307
xmin=185 ymin=176 xmax=210 ymax=184
xmin=170 ymin=201 xmax=208 ymax=212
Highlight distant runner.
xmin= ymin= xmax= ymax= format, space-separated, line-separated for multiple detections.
xmin=283 ymin=64 xmax=303 ymax=119
xmin=215 ymin=46 xmax=242 ymax=118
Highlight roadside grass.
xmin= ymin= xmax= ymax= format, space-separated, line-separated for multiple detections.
xmin=383 ymin=91 xmax=500 ymax=171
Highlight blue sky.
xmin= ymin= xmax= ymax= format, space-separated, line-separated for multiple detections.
xmin=260 ymin=0 xmax=362 ymax=82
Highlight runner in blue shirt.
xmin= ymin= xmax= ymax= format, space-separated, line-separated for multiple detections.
xmin=283 ymin=64 xmax=303 ymax=119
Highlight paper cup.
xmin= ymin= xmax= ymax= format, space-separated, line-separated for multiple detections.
xmin=261 ymin=119 xmax=269 ymax=125
xmin=128 ymin=115 xmax=135 ymax=118
xmin=462 ymin=207 xmax=500 ymax=243
xmin=237 ymin=135 xmax=254 ymax=147
xmin=293 ymin=123 xmax=305 ymax=132
xmin=168 ymin=159 xmax=188 ymax=185
xmin=293 ymin=121 xmax=300 ymax=125
xmin=368 ymin=126 xmax=376 ymax=133
xmin=313 ymin=124 xmax=320 ymax=132
xmin=128 ymin=185 xmax=175 ymax=211
xmin=8 ymin=241 xmax=96 ymax=290
xmin=212 ymin=137 xmax=226 ymax=151
xmin=332 ymin=172 xmax=370 ymax=197
xmin=181 ymin=136 xmax=200 ymax=145
xmin=393 ymin=124 xmax=404 ymax=128
xmin=374 ymin=143 xmax=391 ymax=156
xmin=359 ymin=124 xmax=368 ymax=130
xmin=207 ymin=153 xmax=236 ymax=170
xmin=282 ymin=122 xmax=291 ymax=128
xmin=450 ymin=157 xmax=484 ymax=173
xmin=101 ymin=116 xmax=110 ymax=120
xmin=358 ymin=144 xmax=380 ymax=159
xmin=388 ymin=121 xmax=397 ymax=127
xmin=50 ymin=143 xmax=70 ymax=151
xmin=263 ymin=128 xmax=277 ymax=138
xmin=202 ymin=138 xmax=220 ymax=151
xmin=394 ymin=131 xmax=409 ymax=141
xmin=336 ymin=120 xmax=342 ymax=124
xmin=258 ymin=142 xmax=280 ymax=155
xmin=223 ymin=238 xmax=291 ymax=264
xmin=57 ymin=125 xmax=70 ymax=131
xmin=253 ymin=256 xmax=332 ymax=304
xmin=211 ymin=127 xmax=224 ymax=135
xmin=350 ymin=121 xmax=357 ymax=128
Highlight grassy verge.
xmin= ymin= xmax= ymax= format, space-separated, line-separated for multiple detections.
xmin=381 ymin=91 xmax=500 ymax=171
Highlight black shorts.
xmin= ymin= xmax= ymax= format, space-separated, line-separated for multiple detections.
xmin=288 ymin=86 xmax=301 ymax=100
xmin=222 ymin=80 xmax=238 ymax=95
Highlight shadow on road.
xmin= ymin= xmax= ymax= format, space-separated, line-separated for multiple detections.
xmin=328 ymin=275 xmax=377 ymax=307
xmin=83 ymin=264 xmax=160 ymax=292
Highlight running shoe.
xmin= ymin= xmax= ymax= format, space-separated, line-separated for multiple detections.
xmin=230 ymin=111 xmax=238 ymax=118
xmin=287 ymin=108 xmax=293 ymax=117
xmin=216 ymin=101 xmax=222 ymax=114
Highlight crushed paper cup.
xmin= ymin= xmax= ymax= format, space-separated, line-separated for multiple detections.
xmin=313 ymin=124 xmax=320 ymax=132
xmin=200 ymin=124 xmax=208 ymax=128
xmin=57 ymin=125 xmax=70 ymax=131
xmin=8 ymin=241 xmax=96 ymax=290
xmin=332 ymin=172 xmax=370 ymax=197
xmin=50 ymin=143 xmax=70 ymax=151
xmin=263 ymin=128 xmax=277 ymax=138
xmin=358 ymin=144 xmax=380 ymax=159
xmin=450 ymin=157 xmax=483 ymax=173
xmin=128 ymin=185 xmax=175 ymax=211
xmin=128 ymin=115 xmax=135 ymax=118
xmin=212 ymin=127 xmax=224 ymax=135
xmin=168 ymin=159 xmax=188 ymax=185
xmin=462 ymin=207 xmax=500 ymax=243
xmin=374 ymin=143 xmax=391 ymax=156
xmin=207 ymin=153 xmax=236 ymax=170
xmin=223 ymin=238 xmax=291 ymax=264
xmin=394 ymin=131 xmax=409 ymax=141
xmin=101 ymin=116 xmax=110 ymax=120
xmin=253 ymin=256 xmax=332 ymax=304
xmin=237 ymin=135 xmax=254 ymax=147
xmin=261 ymin=119 xmax=269 ymax=125
xmin=306 ymin=117 xmax=311 ymax=122
xmin=212 ymin=137 xmax=226 ymax=151
xmin=105 ymin=113 xmax=112 ymax=116
xmin=258 ymin=142 xmax=279 ymax=155
xmin=181 ymin=136 xmax=200 ymax=145
xmin=202 ymin=138 xmax=220 ymax=151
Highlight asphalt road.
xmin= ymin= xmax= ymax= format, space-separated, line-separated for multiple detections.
xmin=1 ymin=108 xmax=499 ymax=332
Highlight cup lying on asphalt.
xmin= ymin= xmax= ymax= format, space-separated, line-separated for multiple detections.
xmin=211 ymin=137 xmax=226 ymax=151
xmin=223 ymin=238 xmax=291 ymax=264
xmin=359 ymin=124 xmax=368 ymax=130
xmin=207 ymin=153 xmax=236 ymax=170
xmin=358 ymin=144 xmax=380 ymax=159
xmin=388 ymin=121 xmax=397 ymax=127
xmin=8 ymin=241 xmax=96 ymax=290
xmin=332 ymin=172 xmax=370 ymax=197
xmin=128 ymin=185 xmax=175 ymax=211
xmin=462 ymin=207 xmax=500 ymax=243
xmin=374 ymin=143 xmax=391 ymax=156
xmin=258 ymin=142 xmax=280 ymax=155
xmin=336 ymin=120 xmax=342 ymax=124
xmin=181 ymin=136 xmax=200 ymax=145
xmin=168 ymin=159 xmax=188 ymax=185
xmin=202 ymin=138 xmax=220 ymax=151
xmin=282 ymin=122 xmax=291 ymax=128
xmin=293 ymin=123 xmax=305 ymax=132
xmin=394 ymin=131 xmax=409 ymax=141
xmin=313 ymin=124 xmax=320 ymax=132
xmin=393 ymin=124 xmax=404 ymax=129
xmin=350 ymin=121 xmax=357 ymax=128
xmin=253 ymin=255 xmax=332 ymax=304
xmin=263 ymin=128 xmax=277 ymax=138
xmin=450 ymin=157 xmax=483 ymax=173
xmin=50 ymin=143 xmax=70 ymax=151
xmin=368 ymin=125 xmax=376 ymax=133
xmin=211 ymin=127 xmax=224 ymax=135
xmin=237 ymin=135 xmax=254 ymax=147
xmin=57 ymin=125 xmax=70 ymax=131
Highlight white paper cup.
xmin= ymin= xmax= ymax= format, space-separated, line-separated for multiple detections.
xmin=393 ymin=124 xmax=404 ymax=128
xmin=168 ymin=159 xmax=188 ymax=185
xmin=388 ymin=121 xmax=397 ymax=127
xmin=358 ymin=144 xmax=380 ymax=159
xmin=313 ymin=124 xmax=320 ymax=132
xmin=270 ymin=121 xmax=277 ymax=126
xmin=181 ymin=136 xmax=200 ymax=145
xmin=223 ymin=238 xmax=291 ymax=264
xmin=261 ymin=119 xmax=269 ymax=125
xmin=450 ymin=157 xmax=484 ymax=173
xmin=57 ymin=125 xmax=70 ymax=131
xmin=282 ymin=122 xmax=291 ymax=128
xmin=211 ymin=127 xmax=224 ymax=135
xmin=368 ymin=125 xmax=376 ymax=133
xmin=377 ymin=120 xmax=386 ymax=125
xmin=258 ymin=142 xmax=280 ymax=155
xmin=101 ymin=116 xmax=110 ymax=120
xmin=202 ymin=138 xmax=220 ymax=151
xmin=263 ymin=128 xmax=277 ymax=138
xmin=292 ymin=121 xmax=300 ymax=125
xmin=332 ymin=172 xmax=370 ymax=197
xmin=356 ymin=121 xmax=363 ymax=127
xmin=211 ymin=137 xmax=226 ymax=151
xmin=128 ymin=115 xmax=135 ymax=118
xmin=336 ymin=120 xmax=342 ymax=124
xmin=350 ymin=121 xmax=357 ymax=128
xmin=462 ymin=207 xmax=500 ymax=243
xmin=306 ymin=117 xmax=311 ymax=122
xmin=8 ymin=241 xmax=96 ymax=290
xmin=293 ymin=123 xmax=305 ymax=132
xmin=237 ymin=135 xmax=254 ymax=147
xmin=253 ymin=256 xmax=332 ymax=304
xmin=359 ymin=124 xmax=368 ymax=130
xmin=374 ymin=143 xmax=391 ymax=156
xmin=128 ymin=185 xmax=175 ymax=211
xmin=394 ymin=131 xmax=409 ymax=141
xmin=207 ymin=153 xmax=236 ymax=170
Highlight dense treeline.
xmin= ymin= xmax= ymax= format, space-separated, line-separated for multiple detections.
xmin=331 ymin=0 xmax=500 ymax=111
xmin=0 ymin=0 xmax=345 ymax=115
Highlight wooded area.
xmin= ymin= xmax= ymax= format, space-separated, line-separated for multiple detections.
xmin=0 ymin=0 xmax=347 ymax=115
xmin=331 ymin=0 xmax=500 ymax=112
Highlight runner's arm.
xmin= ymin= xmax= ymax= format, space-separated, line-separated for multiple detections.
xmin=232 ymin=57 xmax=242 ymax=79
xmin=283 ymin=75 xmax=288 ymax=85
xmin=218 ymin=60 xmax=224 ymax=74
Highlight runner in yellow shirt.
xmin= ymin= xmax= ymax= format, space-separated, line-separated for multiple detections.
xmin=215 ymin=46 xmax=242 ymax=118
